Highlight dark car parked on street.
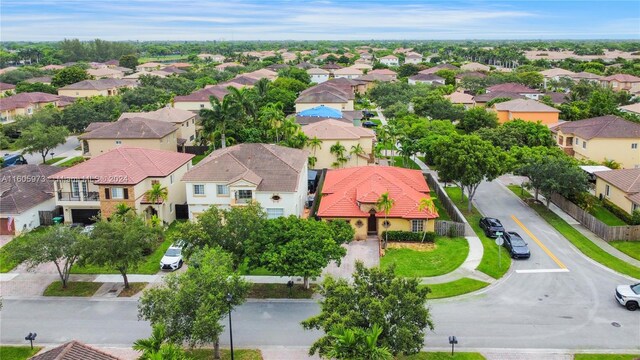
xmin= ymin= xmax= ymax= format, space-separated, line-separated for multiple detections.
xmin=479 ymin=217 xmax=505 ymax=238
xmin=503 ymin=231 xmax=531 ymax=259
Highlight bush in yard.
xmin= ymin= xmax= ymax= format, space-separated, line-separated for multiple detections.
xmin=381 ymin=231 xmax=436 ymax=242
xmin=602 ymin=199 xmax=634 ymax=224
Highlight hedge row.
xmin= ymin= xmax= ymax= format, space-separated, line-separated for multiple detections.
xmin=381 ymin=231 xmax=436 ymax=242
xmin=602 ymin=199 xmax=639 ymax=225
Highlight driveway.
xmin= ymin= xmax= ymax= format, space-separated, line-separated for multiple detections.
xmin=324 ymin=236 xmax=379 ymax=279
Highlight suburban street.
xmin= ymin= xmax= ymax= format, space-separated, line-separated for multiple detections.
xmin=4 ymin=136 xmax=79 ymax=164
xmin=1 ymin=179 xmax=638 ymax=352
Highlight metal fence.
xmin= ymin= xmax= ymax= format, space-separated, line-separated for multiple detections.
xmin=551 ymin=193 xmax=640 ymax=241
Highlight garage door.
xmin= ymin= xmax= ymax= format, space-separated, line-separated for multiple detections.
xmin=0 ymin=218 xmax=15 ymax=235
xmin=71 ymin=209 xmax=100 ymax=225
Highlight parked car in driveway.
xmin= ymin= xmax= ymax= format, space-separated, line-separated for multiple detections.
xmin=479 ymin=217 xmax=505 ymax=238
xmin=160 ymin=242 xmax=184 ymax=271
xmin=502 ymin=231 xmax=531 ymax=259
xmin=616 ymin=283 xmax=640 ymax=311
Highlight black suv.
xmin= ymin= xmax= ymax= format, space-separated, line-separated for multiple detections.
xmin=503 ymin=231 xmax=531 ymax=259
xmin=479 ymin=217 xmax=505 ymax=238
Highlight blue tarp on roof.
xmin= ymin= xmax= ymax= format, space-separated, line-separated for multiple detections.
xmin=297 ymin=105 xmax=343 ymax=118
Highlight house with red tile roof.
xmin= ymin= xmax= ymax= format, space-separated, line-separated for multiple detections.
xmin=601 ymin=74 xmax=640 ymax=94
xmin=30 ymin=340 xmax=122 ymax=360
xmin=317 ymin=166 xmax=439 ymax=240
xmin=486 ymin=83 xmax=542 ymax=100
xmin=0 ymin=82 xmax=15 ymax=96
xmin=172 ymin=85 xmax=229 ymax=111
xmin=0 ymin=92 xmax=63 ymax=124
xmin=48 ymin=147 xmax=193 ymax=225
xmin=418 ymin=64 xmax=459 ymax=75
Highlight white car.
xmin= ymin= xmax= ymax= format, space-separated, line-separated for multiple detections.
xmin=160 ymin=242 xmax=184 ymax=271
xmin=615 ymin=283 xmax=640 ymax=311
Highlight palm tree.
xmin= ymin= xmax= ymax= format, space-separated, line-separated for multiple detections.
xmin=227 ymin=86 xmax=256 ymax=121
xmin=418 ymin=197 xmax=436 ymax=243
xmin=330 ymin=142 xmax=347 ymax=168
xmin=376 ymin=192 xmax=395 ymax=249
xmin=199 ymin=95 xmax=240 ymax=148
xmin=114 ymin=203 xmax=134 ymax=217
xmin=326 ymin=324 xmax=392 ymax=360
xmin=602 ymin=158 xmax=621 ymax=170
xmin=133 ymin=324 xmax=165 ymax=359
xmin=260 ymin=103 xmax=285 ymax=142
xmin=350 ymin=143 xmax=365 ymax=166
xmin=308 ymin=136 xmax=323 ymax=157
xmin=308 ymin=156 xmax=317 ymax=168
xmin=145 ymin=183 xmax=168 ymax=222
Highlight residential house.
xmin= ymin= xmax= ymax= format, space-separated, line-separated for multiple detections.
xmin=24 ymin=76 xmax=52 ymax=85
xmin=49 ymin=147 xmax=194 ymax=225
xmin=242 ymin=68 xmax=278 ymax=81
xmin=359 ymin=52 xmax=374 ymax=64
xmin=135 ymin=62 xmax=164 ymax=72
xmin=0 ymin=165 xmax=62 ymax=235
xmin=295 ymin=105 xmax=363 ymax=126
xmin=317 ymin=166 xmax=439 ymax=240
xmin=118 ymin=107 xmax=198 ymax=147
xmin=41 ymin=64 xmax=65 ymax=71
xmin=296 ymin=62 xmax=318 ymax=70
xmin=220 ymin=75 xmax=260 ymax=89
xmin=473 ymin=91 xmax=525 ymax=107
xmin=446 ymin=91 xmax=476 ymax=109
xmin=30 ymin=340 xmax=122 ymax=360
xmin=492 ymin=99 xmax=560 ymax=125
xmin=404 ymin=52 xmax=423 ymax=64
xmin=333 ymin=67 xmax=363 ymax=79
xmin=302 ymin=119 xmax=375 ymax=169
xmin=552 ymin=115 xmax=640 ymax=169
xmin=307 ymin=67 xmax=330 ymax=84
xmin=419 ymin=64 xmax=460 ymax=75
xmin=198 ymin=54 xmax=226 ymax=62
xmin=0 ymin=92 xmax=61 ymax=124
xmin=57 ymin=79 xmax=136 ymax=98
xmin=594 ymin=168 xmax=640 ymax=215
xmin=408 ymin=73 xmax=445 ymax=85
xmin=295 ymin=80 xmax=355 ymax=112
xmin=540 ymin=68 xmax=576 ymax=88
xmin=486 ymin=83 xmax=542 ymax=100
xmin=350 ymin=63 xmax=373 ymax=71
xmin=620 ymin=103 xmax=640 ymax=116
xmin=544 ymin=92 xmax=569 ymax=105
xmin=182 ymin=143 xmax=308 ymax=220
xmin=569 ymin=72 xmax=603 ymax=84
xmin=601 ymin=74 xmax=640 ymax=94
xmin=123 ymin=71 xmax=167 ymax=80
xmin=169 ymin=62 xmax=192 ymax=69
xmin=87 ymin=67 xmax=125 ymax=79
xmin=79 ymin=117 xmax=179 ymax=157
xmin=0 ymin=82 xmax=15 ymax=96
xmin=173 ymin=85 xmax=229 ymax=111
xmin=321 ymin=63 xmax=343 ymax=76
xmin=379 ymin=55 xmax=399 ymax=67
xmin=460 ymin=62 xmax=490 ymax=72
xmin=367 ymin=69 xmax=398 ymax=81
xmin=215 ymin=62 xmax=242 ymax=71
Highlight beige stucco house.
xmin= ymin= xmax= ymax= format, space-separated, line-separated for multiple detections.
xmin=173 ymin=85 xmax=229 ymax=111
xmin=119 ymin=107 xmax=198 ymax=147
xmin=0 ymin=92 xmax=65 ymax=124
xmin=295 ymin=80 xmax=355 ymax=112
xmin=594 ymin=168 xmax=640 ymax=215
xmin=58 ymin=79 xmax=136 ymax=98
xmin=302 ymin=119 xmax=375 ymax=169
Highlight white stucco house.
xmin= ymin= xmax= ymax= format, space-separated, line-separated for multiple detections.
xmin=308 ymin=68 xmax=330 ymax=84
xmin=379 ymin=55 xmax=399 ymax=67
xmin=182 ymin=143 xmax=309 ymax=220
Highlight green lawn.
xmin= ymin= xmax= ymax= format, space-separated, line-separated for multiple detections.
xmin=398 ymin=352 xmax=486 ymax=360
xmin=444 ymin=186 xmax=511 ymax=279
xmin=43 ymin=281 xmax=102 ymax=296
xmin=609 ymin=241 xmax=640 ymax=261
xmin=57 ymin=156 xmax=85 ymax=167
xmin=44 ymin=156 xmax=65 ymax=165
xmin=589 ymin=199 xmax=628 ymax=226
xmin=390 ymin=156 xmax=421 ymax=170
xmin=0 ymin=346 xmax=42 ymax=360
xmin=118 ymin=282 xmax=148 ymax=297
xmin=192 ymin=154 xmax=206 ymax=165
xmin=248 ymin=283 xmax=317 ymax=299
xmin=432 ymin=196 xmax=451 ymax=221
xmin=507 ymin=185 xmax=533 ymax=201
xmin=371 ymin=118 xmax=382 ymax=126
xmin=425 ymin=278 xmax=490 ymax=299
xmin=237 ymin=257 xmax=278 ymax=276
xmin=0 ymin=227 xmax=48 ymax=273
xmin=573 ymin=355 xmax=639 ymax=360
xmin=381 ymin=237 xmax=469 ymax=277
xmin=505 ymin=186 xmax=640 ymax=279
xmin=186 ymin=349 xmax=262 ymax=360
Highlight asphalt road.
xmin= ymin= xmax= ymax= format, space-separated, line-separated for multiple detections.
xmin=4 ymin=136 xmax=79 ymax=164
xmin=1 ymin=180 xmax=639 ymax=351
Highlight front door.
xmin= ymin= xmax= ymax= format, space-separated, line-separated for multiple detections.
xmin=367 ymin=209 xmax=377 ymax=233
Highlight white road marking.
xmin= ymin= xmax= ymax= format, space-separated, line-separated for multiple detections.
xmin=516 ymin=269 xmax=571 ymax=274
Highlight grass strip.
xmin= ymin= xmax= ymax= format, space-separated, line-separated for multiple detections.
xmin=248 ymin=283 xmax=316 ymax=299
xmin=0 ymin=346 xmax=42 ymax=360
xmin=43 ymin=281 xmax=102 ymax=296
xmin=186 ymin=349 xmax=263 ymax=360
xmin=118 ymin=282 xmax=148 ymax=297
xmin=425 ymin=278 xmax=490 ymax=299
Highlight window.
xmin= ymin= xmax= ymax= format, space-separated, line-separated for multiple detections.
xmin=633 ymin=203 xmax=639 ymax=212
xmin=170 ymin=203 xmax=173 ymax=213
xmin=115 ymin=140 xmax=122 ymax=145
xmin=71 ymin=181 xmax=80 ymax=197
xmin=170 ymin=174 xmax=174 ymax=184
xmin=411 ymin=220 xmax=424 ymax=233
xmin=605 ymin=184 xmax=610 ymax=197
xmin=237 ymin=190 xmax=252 ymax=203
xmin=266 ymin=208 xmax=284 ymax=219
xmin=193 ymin=184 xmax=205 ymax=195
xmin=633 ymin=143 xmax=638 ymax=150
xmin=200 ymin=104 xmax=205 ymax=108
xmin=217 ymin=185 xmax=229 ymax=196
xmin=582 ymin=141 xmax=586 ymax=149
xmin=190 ymin=135 xmax=195 ymax=141
xmin=111 ymin=187 xmax=124 ymax=199
xmin=575 ymin=138 xmax=579 ymax=145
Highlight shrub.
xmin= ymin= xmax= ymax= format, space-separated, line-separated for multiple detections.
xmin=602 ymin=199 xmax=635 ymax=225
xmin=381 ymin=231 xmax=436 ymax=242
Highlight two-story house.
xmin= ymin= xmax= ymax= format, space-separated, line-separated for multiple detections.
xmin=492 ymin=98 xmax=560 ymax=125
xmin=333 ymin=67 xmax=363 ymax=80
xmin=119 ymin=107 xmax=198 ymax=148
xmin=594 ymin=168 xmax=640 ymax=215
xmin=182 ymin=143 xmax=308 ymax=220
xmin=378 ymin=55 xmax=399 ymax=67
xmin=48 ymin=147 xmax=193 ymax=225
xmin=58 ymin=79 xmax=136 ymax=98
xmin=408 ymin=74 xmax=445 ymax=86
xmin=404 ymin=52 xmax=423 ymax=65
xmin=295 ymin=81 xmax=355 ymax=112
xmin=552 ymin=115 xmax=640 ymax=169
xmin=302 ymin=119 xmax=375 ymax=169
xmin=173 ymin=85 xmax=229 ymax=111
xmin=601 ymin=74 xmax=640 ymax=94
xmin=540 ymin=68 xmax=576 ymax=89
xmin=0 ymin=92 xmax=61 ymax=124
xmin=486 ymin=83 xmax=542 ymax=100
xmin=308 ymin=68 xmax=330 ymax=84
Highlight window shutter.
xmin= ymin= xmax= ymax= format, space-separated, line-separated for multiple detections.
xmin=105 ymin=188 xmax=111 ymax=199
xmin=123 ymin=188 xmax=129 ymax=199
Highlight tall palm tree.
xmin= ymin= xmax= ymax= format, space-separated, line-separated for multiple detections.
xmin=227 ymin=86 xmax=256 ymax=121
xmin=350 ymin=143 xmax=365 ymax=166
xmin=260 ymin=103 xmax=285 ymax=142
xmin=376 ymin=192 xmax=395 ymax=249
xmin=330 ymin=142 xmax=347 ymax=168
xmin=308 ymin=156 xmax=317 ymax=168
xmin=145 ymin=183 xmax=168 ymax=221
xmin=254 ymin=78 xmax=270 ymax=101
xmin=418 ymin=197 xmax=436 ymax=243
xmin=199 ymin=95 xmax=239 ymax=148
xmin=308 ymin=136 xmax=323 ymax=157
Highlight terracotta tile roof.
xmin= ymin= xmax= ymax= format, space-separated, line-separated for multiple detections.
xmin=222 ymin=75 xmax=260 ymax=86
xmin=0 ymin=165 xmax=61 ymax=214
xmin=460 ymin=62 xmax=490 ymax=72
xmin=0 ymin=92 xmax=60 ymax=111
xmin=59 ymin=79 xmax=135 ymax=91
xmin=419 ymin=64 xmax=459 ymax=74
xmin=79 ymin=117 xmax=177 ymax=140
xmin=322 ymin=63 xmax=343 ymax=70
xmin=215 ymin=62 xmax=242 ymax=70
xmin=29 ymin=340 xmax=121 ymax=360
xmin=169 ymin=62 xmax=192 ymax=68
xmin=299 ymin=80 xmax=354 ymax=102
xmin=318 ymin=166 xmax=438 ymax=219
xmin=380 ymin=55 xmax=398 ymax=60
xmin=456 ymin=71 xmax=487 ymax=80
xmin=119 ymin=107 xmax=196 ymax=124
xmin=494 ymin=99 xmax=560 ymax=113
xmin=409 ymin=73 xmax=444 ymax=82
xmin=307 ymin=68 xmax=330 ymax=75
xmin=42 ymin=64 xmax=65 ymax=70
xmin=553 ymin=115 xmax=640 ymax=140
xmin=302 ymin=119 xmax=374 ymax=140
xmin=473 ymin=91 xmax=525 ymax=103
xmin=358 ymin=74 xmax=396 ymax=82
xmin=297 ymin=62 xmax=318 ymax=70
xmin=0 ymin=82 xmax=16 ymax=90
xmin=87 ymin=68 xmax=124 ymax=78
xmin=487 ymin=83 xmax=540 ymax=94
xmin=296 ymin=90 xmax=348 ymax=104
xmin=570 ymin=72 xmax=602 ymax=80
xmin=620 ymin=103 xmax=640 ymax=114
xmin=594 ymin=168 xmax=640 ymax=194
xmin=368 ymin=69 xmax=397 ymax=76
xmin=84 ymin=122 xmax=111 ymax=132
xmin=333 ymin=67 xmax=363 ymax=75
xmin=24 ymin=76 xmax=53 ymax=84
xmin=602 ymin=74 xmax=640 ymax=82
xmin=182 ymin=143 xmax=307 ymax=192
xmin=242 ymin=68 xmax=278 ymax=81
xmin=540 ymin=68 xmax=575 ymax=77
xmin=49 ymin=147 xmax=193 ymax=185
xmin=173 ymin=85 xmax=229 ymax=102
xmin=446 ymin=91 xmax=475 ymax=104
xmin=544 ymin=92 xmax=568 ymax=104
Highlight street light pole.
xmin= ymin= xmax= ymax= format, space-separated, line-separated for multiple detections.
xmin=226 ymin=293 xmax=234 ymax=360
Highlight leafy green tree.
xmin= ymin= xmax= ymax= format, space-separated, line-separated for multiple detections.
xmin=434 ymin=69 xmax=456 ymax=85
xmin=475 ymin=119 xmax=555 ymax=151
xmin=327 ymin=219 xmax=355 ymax=245
xmin=516 ymin=71 xmax=544 ymax=88
xmin=60 ymin=95 xmax=127 ymax=132
xmin=17 ymin=121 xmax=69 ymax=163
xmin=278 ymin=67 xmax=311 ymax=83
xmin=412 ymin=92 xmax=464 ymax=121
xmin=145 ymin=182 xmax=169 ymax=218
xmin=121 ymin=86 xmax=171 ymax=110
xmin=15 ymin=82 xmax=57 ymax=94
xmin=350 ymin=143 xmax=365 ymax=166
xmin=138 ymin=246 xmax=249 ymax=359
xmin=519 ymin=155 xmax=589 ymax=208
xmin=51 ymin=66 xmax=90 ymax=87
xmin=256 ymin=216 xmax=347 ymax=289
xmin=80 ymin=214 xmax=162 ymax=288
xmin=200 ymin=95 xmax=241 ymax=148
xmin=13 ymin=225 xmax=88 ymax=288
xmin=417 ymin=198 xmax=436 ymax=243
xmin=325 ymin=324 xmax=393 ymax=360
xmin=330 ymin=142 xmax=347 ymax=168
xmin=271 ymin=77 xmax=309 ymax=93
xmin=119 ymin=54 xmax=139 ymax=70
xmin=302 ymin=262 xmax=433 ymax=357
xmin=396 ymin=64 xmax=421 ymax=78
xmin=458 ymin=107 xmax=499 ymax=133
xmin=433 ymin=134 xmax=509 ymax=212
xmin=265 ymin=87 xmax=297 ymax=114
xmin=376 ymin=192 xmax=395 ymax=248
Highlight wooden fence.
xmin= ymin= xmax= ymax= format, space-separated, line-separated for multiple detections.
xmin=551 ymin=194 xmax=640 ymax=241
xmin=39 ymin=207 xmax=63 ymax=226
xmin=435 ymin=220 xmax=467 ymax=237
xmin=183 ymin=146 xmax=209 ymax=155
xmin=424 ymin=172 xmax=473 ymax=236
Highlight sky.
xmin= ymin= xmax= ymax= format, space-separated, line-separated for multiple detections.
xmin=1 ymin=0 xmax=639 ymax=41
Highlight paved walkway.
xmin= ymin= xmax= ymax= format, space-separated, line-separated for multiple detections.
xmin=497 ymin=175 xmax=640 ymax=269
xmin=375 ymin=107 xmax=388 ymax=126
